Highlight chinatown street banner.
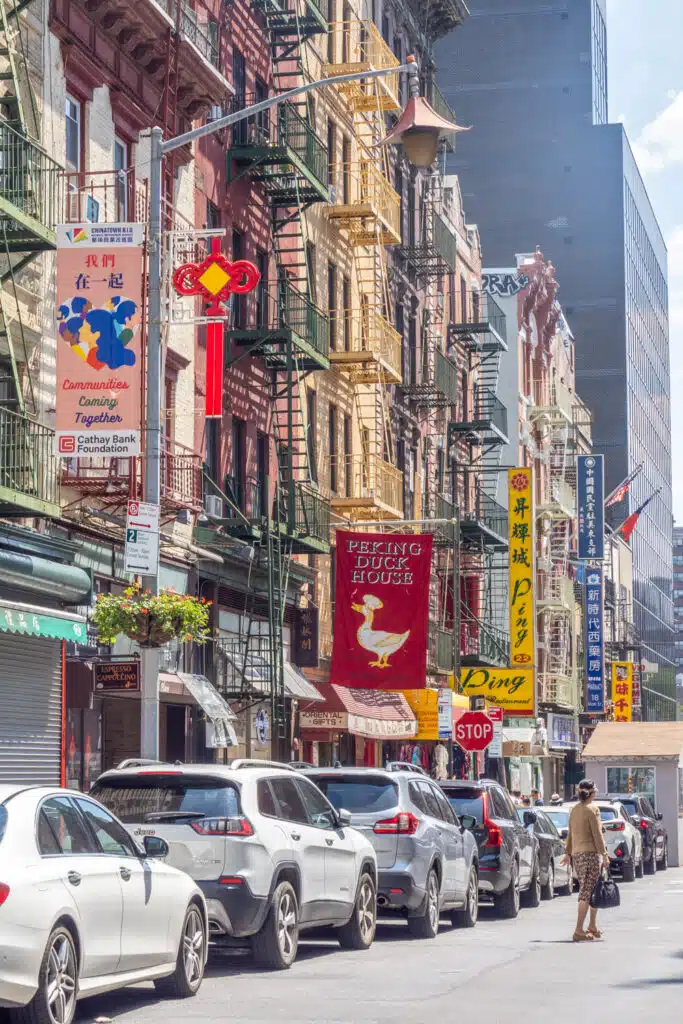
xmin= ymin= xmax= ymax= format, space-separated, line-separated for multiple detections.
xmin=460 ymin=666 xmax=535 ymax=716
xmin=508 ymin=468 xmax=535 ymax=666
xmin=330 ymin=531 xmax=433 ymax=690
xmin=578 ymin=455 xmax=605 ymax=559
xmin=612 ymin=662 xmax=633 ymax=722
xmin=585 ymin=567 xmax=605 ymax=713
xmin=56 ymin=223 xmax=143 ymax=457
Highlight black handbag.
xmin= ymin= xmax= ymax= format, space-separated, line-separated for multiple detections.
xmin=590 ymin=869 xmax=620 ymax=909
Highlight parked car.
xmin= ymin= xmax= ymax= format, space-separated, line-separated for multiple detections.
xmin=545 ymin=800 xmax=643 ymax=882
xmin=303 ymin=767 xmax=479 ymax=935
xmin=516 ymin=807 xmax=573 ymax=899
xmin=606 ymin=793 xmax=668 ymax=872
xmin=92 ymin=760 xmax=377 ymax=970
xmin=439 ymin=780 xmax=537 ymax=918
xmin=0 ymin=784 xmax=208 ymax=1024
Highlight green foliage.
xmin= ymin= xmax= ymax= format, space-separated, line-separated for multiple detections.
xmin=91 ymin=584 xmax=211 ymax=647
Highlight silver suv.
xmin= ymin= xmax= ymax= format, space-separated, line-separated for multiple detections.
xmin=91 ymin=760 xmax=377 ymax=970
xmin=303 ymin=767 xmax=479 ymax=936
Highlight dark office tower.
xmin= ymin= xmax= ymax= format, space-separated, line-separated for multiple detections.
xmin=436 ymin=0 xmax=675 ymax=718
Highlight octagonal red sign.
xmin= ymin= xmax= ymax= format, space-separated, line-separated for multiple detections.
xmin=454 ymin=711 xmax=494 ymax=752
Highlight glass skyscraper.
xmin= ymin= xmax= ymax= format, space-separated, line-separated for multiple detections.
xmin=435 ymin=0 xmax=675 ymax=717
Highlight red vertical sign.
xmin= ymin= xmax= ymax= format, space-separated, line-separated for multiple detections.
xmin=330 ymin=531 xmax=433 ymax=690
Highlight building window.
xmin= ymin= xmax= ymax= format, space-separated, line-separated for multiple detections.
xmin=65 ymin=95 xmax=81 ymax=173
xmin=230 ymin=417 xmax=246 ymax=510
xmin=343 ymin=414 xmax=352 ymax=497
xmin=306 ymin=242 xmax=316 ymax=302
xmin=256 ymin=431 xmax=268 ymax=517
xmin=232 ymin=228 xmax=246 ymax=327
xmin=342 ymin=136 xmax=351 ymax=204
xmin=328 ymin=261 xmax=337 ymax=351
xmin=327 ymin=118 xmax=336 ymax=190
xmin=460 ymin=276 xmax=468 ymax=323
xmin=342 ymin=274 xmax=351 ymax=351
xmin=255 ymin=248 xmax=268 ymax=328
xmin=206 ymin=200 xmax=220 ymax=230
xmin=254 ymin=77 xmax=269 ymax=139
xmin=307 ymin=389 xmax=318 ymax=484
xmin=232 ymin=48 xmax=247 ymax=145
xmin=329 ymin=404 xmax=338 ymax=493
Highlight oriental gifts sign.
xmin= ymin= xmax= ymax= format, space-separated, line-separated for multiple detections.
xmin=508 ymin=468 xmax=535 ymax=666
xmin=330 ymin=531 xmax=433 ymax=690
xmin=55 ymin=224 xmax=143 ymax=457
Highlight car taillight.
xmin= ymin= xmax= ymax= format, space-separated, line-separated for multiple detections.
xmin=638 ymin=819 xmax=649 ymax=830
xmin=218 ymin=876 xmax=244 ymax=886
xmin=481 ymin=793 xmax=503 ymax=848
xmin=190 ymin=816 xmax=254 ymax=836
xmin=0 ymin=884 xmax=8 ymax=906
xmin=374 ymin=812 xmax=419 ymax=835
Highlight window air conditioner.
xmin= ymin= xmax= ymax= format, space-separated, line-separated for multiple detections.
xmin=204 ymin=494 xmax=223 ymax=517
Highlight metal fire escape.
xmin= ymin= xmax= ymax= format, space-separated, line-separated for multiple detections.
xmin=216 ymin=0 xmax=330 ymax=745
xmin=0 ymin=0 xmax=62 ymax=519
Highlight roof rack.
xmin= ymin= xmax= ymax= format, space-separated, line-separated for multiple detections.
xmin=228 ymin=759 xmax=294 ymax=771
xmin=116 ymin=758 xmax=171 ymax=769
xmin=385 ymin=761 xmax=429 ymax=776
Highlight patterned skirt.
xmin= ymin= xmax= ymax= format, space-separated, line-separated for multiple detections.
xmin=573 ymin=852 xmax=602 ymax=902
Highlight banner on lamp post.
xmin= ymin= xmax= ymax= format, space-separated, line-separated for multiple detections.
xmin=508 ymin=468 xmax=535 ymax=667
xmin=55 ymin=224 xmax=143 ymax=457
xmin=578 ymin=455 xmax=605 ymax=559
xmin=585 ymin=567 xmax=605 ymax=713
xmin=330 ymin=531 xmax=433 ymax=690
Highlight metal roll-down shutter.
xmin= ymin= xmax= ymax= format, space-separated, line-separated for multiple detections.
xmin=0 ymin=633 xmax=62 ymax=784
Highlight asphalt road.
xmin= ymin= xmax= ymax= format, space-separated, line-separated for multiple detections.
xmin=30 ymin=869 xmax=683 ymax=1023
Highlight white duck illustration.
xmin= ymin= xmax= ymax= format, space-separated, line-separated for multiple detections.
xmin=351 ymin=594 xmax=410 ymax=669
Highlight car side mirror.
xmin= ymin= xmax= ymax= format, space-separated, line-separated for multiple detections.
xmin=336 ymin=808 xmax=352 ymax=828
xmin=143 ymin=835 xmax=169 ymax=859
xmin=560 ymin=828 xmax=568 ymax=840
xmin=523 ymin=811 xmax=537 ymax=826
xmin=657 ymin=812 xmax=663 ymax=821
xmin=460 ymin=814 xmax=477 ymax=831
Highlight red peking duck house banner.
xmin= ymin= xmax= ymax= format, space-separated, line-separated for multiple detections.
xmin=330 ymin=531 xmax=433 ymax=690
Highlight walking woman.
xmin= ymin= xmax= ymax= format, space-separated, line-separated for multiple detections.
xmin=560 ymin=778 xmax=609 ymax=941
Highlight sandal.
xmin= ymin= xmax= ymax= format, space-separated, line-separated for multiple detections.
xmin=587 ymin=926 xmax=602 ymax=939
xmin=572 ymin=930 xmax=594 ymax=942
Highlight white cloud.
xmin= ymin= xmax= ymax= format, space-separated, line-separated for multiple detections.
xmin=632 ymin=91 xmax=683 ymax=173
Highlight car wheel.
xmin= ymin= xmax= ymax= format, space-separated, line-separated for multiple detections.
xmin=541 ymin=863 xmax=555 ymax=901
xmin=658 ymin=842 xmax=668 ymax=871
xmin=644 ymin=850 xmax=657 ymax=875
xmin=154 ymin=903 xmax=206 ymax=998
xmin=252 ymin=881 xmax=299 ymax=970
xmin=337 ymin=873 xmax=377 ymax=950
xmin=10 ymin=925 xmax=78 ymax=1024
xmin=451 ymin=866 xmax=479 ymax=928
xmin=522 ymin=859 xmax=541 ymax=908
xmin=407 ymin=869 xmax=440 ymax=939
xmin=495 ymin=860 xmax=520 ymax=919
xmin=635 ymin=854 xmax=644 ymax=878
xmin=622 ymin=855 xmax=636 ymax=883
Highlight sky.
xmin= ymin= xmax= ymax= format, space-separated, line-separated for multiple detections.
xmin=606 ymin=0 xmax=683 ymax=521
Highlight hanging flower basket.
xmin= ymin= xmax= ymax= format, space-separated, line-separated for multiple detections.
xmin=91 ymin=585 xmax=211 ymax=648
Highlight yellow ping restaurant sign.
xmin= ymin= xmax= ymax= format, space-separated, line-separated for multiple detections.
xmin=508 ymin=467 xmax=535 ymax=667
xmin=460 ymin=667 xmax=535 ymax=716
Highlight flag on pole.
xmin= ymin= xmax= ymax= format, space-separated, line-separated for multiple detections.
xmin=617 ymin=490 xmax=660 ymax=542
xmin=605 ymin=464 xmax=643 ymax=508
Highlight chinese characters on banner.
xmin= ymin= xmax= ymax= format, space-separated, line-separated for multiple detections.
xmin=611 ymin=662 xmax=633 ymax=722
xmin=330 ymin=531 xmax=433 ymax=690
xmin=585 ymin=568 xmax=605 ymax=713
xmin=508 ymin=468 xmax=535 ymax=667
xmin=294 ymin=605 xmax=319 ymax=667
xmin=55 ymin=224 xmax=143 ymax=457
xmin=577 ymin=455 xmax=605 ymax=559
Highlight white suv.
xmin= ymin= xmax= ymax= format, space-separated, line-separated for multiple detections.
xmin=91 ymin=760 xmax=378 ymax=969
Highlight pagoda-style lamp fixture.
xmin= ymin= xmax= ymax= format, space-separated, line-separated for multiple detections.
xmin=382 ymin=55 xmax=469 ymax=168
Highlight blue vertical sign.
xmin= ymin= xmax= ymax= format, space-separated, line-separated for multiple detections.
xmin=578 ymin=455 xmax=605 ymax=559
xmin=585 ymin=567 xmax=604 ymax=713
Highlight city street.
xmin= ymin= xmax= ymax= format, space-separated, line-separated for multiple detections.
xmin=63 ymin=869 xmax=682 ymax=1024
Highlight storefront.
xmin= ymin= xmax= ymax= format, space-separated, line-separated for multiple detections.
xmin=400 ymin=689 xmax=471 ymax=778
xmin=547 ymin=713 xmax=581 ymax=800
xmin=503 ymin=722 xmax=543 ymax=796
xmin=299 ymin=685 xmax=417 ymax=767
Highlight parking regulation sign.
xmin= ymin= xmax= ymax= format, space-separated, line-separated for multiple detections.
xmin=124 ymin=499 xmax=160 ymax=575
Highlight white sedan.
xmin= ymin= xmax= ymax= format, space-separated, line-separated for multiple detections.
xmin=0 ymin=785 xmax=208 ymax=1024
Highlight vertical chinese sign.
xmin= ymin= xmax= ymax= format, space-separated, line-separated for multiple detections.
xmin=585 ymin=568 xmax=605 ymax=713
xmin=55 ymin=224 xmax=143 ymax=457
xmin=508 ymin=468 xmax=535 ymax=668
xmin=611 ymin=662 xmax=633 ymax=722
xmin=294 ymin=604 xmax=319 ymax=667
xmin=577 ymin=455 xmax=605 ymax=560
xmin=330 ymin=531 xmax=433 ymax=690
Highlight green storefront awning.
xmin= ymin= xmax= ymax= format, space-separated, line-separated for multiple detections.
xmin=0 ymin=599 xmax=88 ymax=643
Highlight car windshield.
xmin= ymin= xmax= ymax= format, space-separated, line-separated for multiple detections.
xmin=443 ymin=789 xmax=484 ymax=825
xmin=546 ymin=809 xmax=570 ymax=829
xmin=90 ymin=774 xmax=240 ymax=823
xmin=311 ymin=776 xmax=398 ymax=814
xmin=598 ymin=807 xmax=616 ymax=820
xmin=619 ymin=800 xmax=638 ymax=816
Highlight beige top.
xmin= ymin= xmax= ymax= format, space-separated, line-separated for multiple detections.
xmin=565 ymin=800 xmax=607 ymax=857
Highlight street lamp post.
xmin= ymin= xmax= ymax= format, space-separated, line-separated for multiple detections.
xmin=140 ymin=56 xmax=460 ymax=758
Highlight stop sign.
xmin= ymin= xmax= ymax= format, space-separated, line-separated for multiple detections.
xmin=454 ymin=711 xmax=494 ymax=752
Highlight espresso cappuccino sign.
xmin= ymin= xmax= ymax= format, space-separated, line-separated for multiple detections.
xmin=93 ymin=660 xmax=140 ymax=693
xmin=330 ymin=531 xmax=433 ymax=690
xmin=460 ymin=666 xmax=535 ymax=716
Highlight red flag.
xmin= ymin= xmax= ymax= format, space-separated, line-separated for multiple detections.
xmin=330 ymin=531 xmax=433 ymax=690
xmin=605 ymin=464 xmax=642 ymax=508
xmin=618 ymin=492 xmax=658 ymax=542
